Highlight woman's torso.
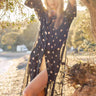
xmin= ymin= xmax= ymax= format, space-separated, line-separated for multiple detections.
xmin=43 ymin=11 xmax=69 ymax=50
xmin=39 ymin=11 xmax=69 ymax=72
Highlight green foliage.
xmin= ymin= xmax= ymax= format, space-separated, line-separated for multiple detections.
xmin=68 ymin=11 xmax=92 ymax=50
xmin=0 ymin=0 xmax=35 ymax=30
xmin=0 ymin=20 xmax=40 ymax=51
xmin=0 ymin=0 xmax=22 ymax=11
xmin=1 ymin=32 xmax=20 ymax=45
xmin=67 ymin=30 xmax=74 ymax=48
xmin=73 ymin=31 xmax=85 ymax=49
xmin=30 ymin=14 xmax=35 ymax=22
xmin=67 ymin=10 xmax=96 ymax=52
xmin=22 ymin=21 xmax=40 ymax=50
xmin=75 ymin=11 xmax=91 ymax=38
xmin=0 ymin=0 xmax=5 ymax=9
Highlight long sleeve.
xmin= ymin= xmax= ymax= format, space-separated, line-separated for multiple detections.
xmin=24 ymin=0 xmax=46 ymax=20
xmin=65 ymin=0 xmax=77 ymax=24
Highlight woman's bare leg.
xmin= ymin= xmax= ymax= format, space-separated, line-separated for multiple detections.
xmin=23 ymin=69 xmax=48 ymax=96
xmin=37 ymin=54 xmax=47 ymax=96
xmin=37 ymin=89 xmax=45 ymax=96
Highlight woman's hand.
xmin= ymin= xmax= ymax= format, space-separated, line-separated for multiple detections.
xmin=24 ymin=0 xmax=42 ymax=8
xmin=69 ymin=0 xmax=76 ymax=7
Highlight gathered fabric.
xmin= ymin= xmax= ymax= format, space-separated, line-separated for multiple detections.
xmin=20 ymin=0 xmax=77 ymax=96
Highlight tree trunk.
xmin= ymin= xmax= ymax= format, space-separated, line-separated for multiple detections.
xmin=89 ymin=7 xmax=96 ymax=42
xmin=81 ymin=0 xmax=96 ymax=42
xmin=72 ymin=86 xmax=96 ymax=96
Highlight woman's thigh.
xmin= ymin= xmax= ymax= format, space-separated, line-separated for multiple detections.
xmin=23 ymin=69 xmax=48 ymax=96
xmin=39 ymin=54 xmax=46 ymax=72
xmin=33 ymin=69 xmax=48 ymax=94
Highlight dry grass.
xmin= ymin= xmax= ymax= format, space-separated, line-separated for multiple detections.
xmin=0 ymin=53 xmax=96 ymax=96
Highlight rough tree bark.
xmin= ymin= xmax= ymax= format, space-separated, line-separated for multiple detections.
xmin=81 ymin=0 xmax=96 ymax=42
xmin=72 ymin=86 xmax=96 ymax=96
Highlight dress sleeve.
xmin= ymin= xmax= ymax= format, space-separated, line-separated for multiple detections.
xmin=24 ymin=0 xmax=46 ymax=19
xmin=65 ymin=0 xmax=77 ymax=24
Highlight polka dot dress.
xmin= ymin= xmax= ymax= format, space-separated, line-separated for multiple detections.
xmin=21 ymin=0 xmax=77 ymax=96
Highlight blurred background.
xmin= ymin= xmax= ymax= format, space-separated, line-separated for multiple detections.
xmin=0 ymin=0 xmax=96 ymax=96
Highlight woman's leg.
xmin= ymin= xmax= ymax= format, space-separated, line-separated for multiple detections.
xmin=23 ymin=69 xmax=48 ymax=96
xmin=37 ymin=54 xmax=47 ymax=96
xmin=37 ymin=88 xmax=45 ymax=96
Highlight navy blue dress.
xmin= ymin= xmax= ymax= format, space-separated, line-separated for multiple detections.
xmin=21 ymin=0 xmax=77 ymax=96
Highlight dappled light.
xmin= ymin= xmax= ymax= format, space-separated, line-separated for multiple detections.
xmin=0 ymin=0 xmax=96 ymax=96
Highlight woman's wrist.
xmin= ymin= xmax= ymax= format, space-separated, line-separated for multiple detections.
xmin=69 ymin=0 xmax=76 ymax=7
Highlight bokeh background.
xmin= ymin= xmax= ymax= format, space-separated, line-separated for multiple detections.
xmin=0 ymin=0 xmax=96 ymax=96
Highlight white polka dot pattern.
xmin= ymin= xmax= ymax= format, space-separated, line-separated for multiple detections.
xmin=24 ymin=0 xmax=77 ymax=95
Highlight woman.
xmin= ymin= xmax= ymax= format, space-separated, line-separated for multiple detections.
xmin=21 ymin=0 xmax=77 ymax=96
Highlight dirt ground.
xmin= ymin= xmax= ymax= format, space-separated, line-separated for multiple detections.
xmin=0 ymin=52 xmax=96 ymax=96
xmin=0 ymin=54 xmax=29 ymax=96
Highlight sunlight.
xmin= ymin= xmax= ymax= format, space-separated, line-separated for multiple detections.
xmin=0 ymin=0 xmax=86 ymax=22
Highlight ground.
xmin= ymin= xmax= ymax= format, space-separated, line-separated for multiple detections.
xmin=0 ymin=52 xmax=96 ymax=96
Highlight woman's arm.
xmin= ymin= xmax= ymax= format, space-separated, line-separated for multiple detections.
xmin=65 ymin=0 xmax=77 ymax=16
xmin=24 ymin=0 xmax=46 ymax=19
xmin=65 ymin=0 xmax=77 ymax=24
xmin=69 ymin=0 xmax=76 ymax=7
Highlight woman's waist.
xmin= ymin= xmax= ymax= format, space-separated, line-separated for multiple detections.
xmin=45 ymin=42 xmax=62 ymax=50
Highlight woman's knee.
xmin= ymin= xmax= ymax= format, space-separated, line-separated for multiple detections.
xmin=22 ymin=90 xmax=28 ymax=96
